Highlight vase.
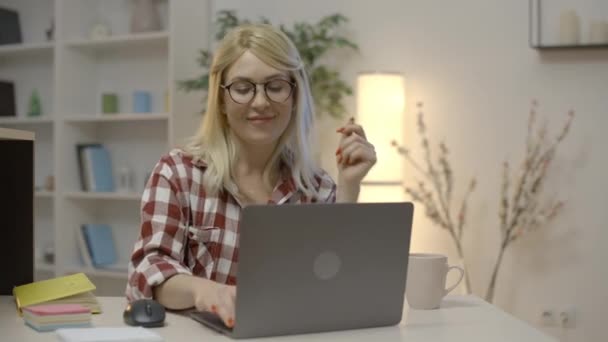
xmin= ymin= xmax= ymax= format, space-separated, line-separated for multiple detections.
xmin=130 ymin=0 xmax=162 ymax=33
xmin=27 ymin=90 xmax=41 ymax=117
xmin=102 ymin=93 xmax=119 ymax=114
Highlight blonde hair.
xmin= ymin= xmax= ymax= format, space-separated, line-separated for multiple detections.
xmin=184 ymin=23 xmax=321 ymax=198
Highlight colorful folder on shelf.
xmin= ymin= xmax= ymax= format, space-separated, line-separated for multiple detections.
xmin=12 ymin=273 xmax=101 ymax=314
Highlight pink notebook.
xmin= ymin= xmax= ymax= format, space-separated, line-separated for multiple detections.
xmin=23 ymin=304 xmax=90 ymax=316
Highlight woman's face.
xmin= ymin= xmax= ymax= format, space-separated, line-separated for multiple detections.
xmin=222 ymin=50 xmax=295 ymax=148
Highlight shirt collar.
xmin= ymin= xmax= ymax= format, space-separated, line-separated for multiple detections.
xmin=193 ymin=156 xmax=299 ymax=206
xmin=270 ymin=170 xmax=297 ymax=204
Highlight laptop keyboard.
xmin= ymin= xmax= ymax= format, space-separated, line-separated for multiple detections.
xmin=189 ymin=311 xmax=234 ymax=334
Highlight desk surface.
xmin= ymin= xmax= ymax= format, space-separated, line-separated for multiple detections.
xmin=1 ymin=295 xmax=555 ymax=341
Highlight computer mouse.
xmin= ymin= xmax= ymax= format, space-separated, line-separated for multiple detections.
xmin=123 ymin=299 xmax=166 ymax=328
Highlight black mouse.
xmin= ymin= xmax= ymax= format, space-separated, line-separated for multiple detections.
xmin=123 ymin=299 xmax=166 ymax=328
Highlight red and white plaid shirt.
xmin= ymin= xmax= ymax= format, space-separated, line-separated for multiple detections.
xmin=126 ymin=149 xmax=336 ymax=301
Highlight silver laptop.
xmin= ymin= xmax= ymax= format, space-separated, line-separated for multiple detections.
xmin=189 ymin=202 xmax=414 ymax=339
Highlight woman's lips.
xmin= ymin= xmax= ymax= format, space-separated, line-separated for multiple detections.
xmin=247 ymin=116 xmax=275 ymax=123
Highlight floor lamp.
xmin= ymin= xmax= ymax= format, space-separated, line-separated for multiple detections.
xmin=356 ymin=72 xmax=406 ymax=202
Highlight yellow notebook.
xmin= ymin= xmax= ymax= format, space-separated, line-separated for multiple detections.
xmin=13 ymin=273 xmax=101 ymax=314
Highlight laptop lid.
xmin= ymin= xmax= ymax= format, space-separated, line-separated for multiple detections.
xmin=223 ymin=202 xmax=413 ymax=339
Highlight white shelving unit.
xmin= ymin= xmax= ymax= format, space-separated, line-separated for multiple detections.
xmin=63 ymin=31 xmax=169 ymax=49
xmin=63 ymin=112 xmax=169 ymax=123
xmin=0 ymin=117 xmax=54 ymax=125
xmin=64 ymin=191 xmax=142 ymax=201
xmin=0 ymin=0 xmax=209 ymax=294
xmin=0 ymin=42 xmax=54 ymax=55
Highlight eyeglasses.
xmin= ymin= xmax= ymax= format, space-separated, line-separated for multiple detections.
xmin=221 ymin=79 xmax=296 ymax=104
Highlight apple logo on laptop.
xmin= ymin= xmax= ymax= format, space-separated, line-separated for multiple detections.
xmin=313 ymin=251 xmax=342 ymax=280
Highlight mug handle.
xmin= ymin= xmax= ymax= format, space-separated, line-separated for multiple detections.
xmin=444 ymin=265 xmax=465 ymax=295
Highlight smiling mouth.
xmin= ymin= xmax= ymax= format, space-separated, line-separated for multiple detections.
xmin=247 ymin=116 xmax=275 ymax=122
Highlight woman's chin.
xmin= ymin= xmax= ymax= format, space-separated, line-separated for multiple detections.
xmin=242 ymin=133 xmax=282 ymax=147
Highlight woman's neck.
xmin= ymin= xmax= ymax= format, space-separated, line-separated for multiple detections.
xmin=233 ymin=138 xmax=279 ymax=180
xmin=232 ymin=142 xmax=282 ymax=204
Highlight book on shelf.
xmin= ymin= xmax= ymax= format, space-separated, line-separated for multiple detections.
xmin=76 ymin=143 xmax=100 ymax=192
xmin=80 ymin=224 xmax=118 ymax=268
xmin=75 ymin=224 xmax=94 ymax=269
xmin=76 ymin=143 xmax=115 ymax=192
xmin=12 ymin=273 xmax=101 ymax=314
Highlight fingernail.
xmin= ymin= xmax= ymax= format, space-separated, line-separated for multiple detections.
xmin=227 ymin=318 xmax=234 ymax=327
xmin=336 ymin=127 xmax=344 ymax=133
xmin=335 ymin=148 xmax=341 ymax=155
xmin=211 ymin=305 xmax=217 ymax=313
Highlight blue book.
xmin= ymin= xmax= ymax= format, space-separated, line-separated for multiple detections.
xmin=76 ymin=143 xmax=101 ymax=191
xmin=81 ymin=224 xmax=117 ymax=267
xmin=86 ymin=146 xmax=115 ymax=192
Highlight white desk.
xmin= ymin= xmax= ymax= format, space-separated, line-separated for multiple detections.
xmin=0 ymin=295 xmax=555 ymax=341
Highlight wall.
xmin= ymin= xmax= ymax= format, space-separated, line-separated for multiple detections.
xmin=169 ymin=0 xmax=212 ymax=147
xmin=176 ymin=1 xmax=608 ymax=341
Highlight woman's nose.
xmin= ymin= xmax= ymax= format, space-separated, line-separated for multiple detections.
xmin=251 ymin=85 xmax=270 ymax=108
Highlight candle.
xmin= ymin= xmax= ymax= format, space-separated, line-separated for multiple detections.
xmin=559 ymin=9 xmax=580 ymax=45
xmin=589 ymin=20 xmax=608 ymax=44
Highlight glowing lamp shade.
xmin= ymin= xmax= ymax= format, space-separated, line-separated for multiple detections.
xmin=356 ymin=72 xmax=405 ymax=183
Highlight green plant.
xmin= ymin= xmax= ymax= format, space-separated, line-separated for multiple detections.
xmin=178 ymin=10 xmax=358 ymax=119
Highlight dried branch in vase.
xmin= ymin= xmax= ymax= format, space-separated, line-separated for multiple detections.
xmin=485 ymin=101 xmax=575 ymax=303
xmin=392 ymin=102 xmax=476 ymax=294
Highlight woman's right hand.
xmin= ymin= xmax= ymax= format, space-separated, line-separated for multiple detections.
xmin=192 ymin=277 xmax=236 ymax=328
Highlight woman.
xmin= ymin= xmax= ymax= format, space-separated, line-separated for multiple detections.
xmin=126 ymin=23 xmax=376 ymax=328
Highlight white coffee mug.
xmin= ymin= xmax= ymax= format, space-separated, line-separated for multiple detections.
xmin=405 ymin=253 xmax=464 ymax=310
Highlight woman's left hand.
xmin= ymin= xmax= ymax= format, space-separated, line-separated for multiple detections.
xmin=335 ymin=118 xmax=377 ymax=187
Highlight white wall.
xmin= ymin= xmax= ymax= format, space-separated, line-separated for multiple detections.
xmin=169 ymin=0 xmax=212 ymax=147
xmin=194 ymin=1 xmax=607 ymax=341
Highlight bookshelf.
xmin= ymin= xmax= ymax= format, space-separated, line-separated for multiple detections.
xmin=64 ymin=191 xmax=142 ymax=201
xmin=0 ymin=0 xmax=209 ymax=294
xmin=35 ymin=191 xmax=54 ymax=198
xmin=63 ymin=112 xmax=169 ymax=123
xmin=0 ymin=42 xmax=54 ymax=55
xmin=63 ymin=31 xmax=169 ymax=49
xmin=0 ymin=117 xmax=54 ymax=125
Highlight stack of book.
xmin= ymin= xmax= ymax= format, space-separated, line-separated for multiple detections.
xmin=22 ymin=304 xmax=91 ymax=332
xmin=13 ymin=273 xmax=101 ymax=315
